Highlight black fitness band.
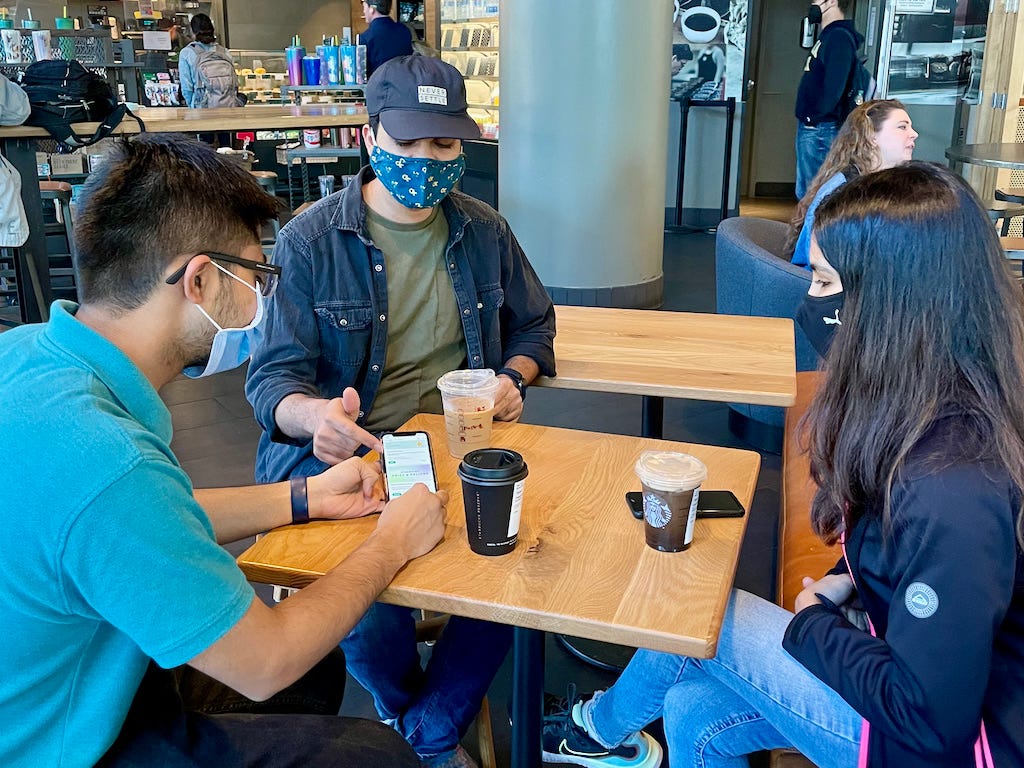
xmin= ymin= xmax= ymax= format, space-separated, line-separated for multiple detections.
xmin=290 ymin=476 xmax=310 ymax=524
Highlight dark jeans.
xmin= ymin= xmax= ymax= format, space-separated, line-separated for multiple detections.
xmin=98 ymin=649 xmax=419 ymax=768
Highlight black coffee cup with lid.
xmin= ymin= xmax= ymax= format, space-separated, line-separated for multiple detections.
xmin=457 ymin=448 xmax=529 ymax=556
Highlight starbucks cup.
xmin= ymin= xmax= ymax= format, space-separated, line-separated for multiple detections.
xmin=458 ymin=448 xmax=528 ymax=556
xmin=437 ymin=369 xmax=500 ymax=458
xmin=634 ymin=451 xmax=707 ymax=552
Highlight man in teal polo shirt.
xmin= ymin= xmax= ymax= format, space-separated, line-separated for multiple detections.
xmin=0 ymin=134 xmax=447 ymax=768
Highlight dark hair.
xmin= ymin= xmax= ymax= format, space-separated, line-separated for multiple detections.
xmin=74 ymin=134 xmax=280 ymax=312
xmin=804 ymin=162 xmax=1024 ymax=547
xmin=837 ymin=0 xmax=853 ymax=13
xmin=785 ymin=99 xmax=908 ymax=256
xmin=365 ymin=0 xmax=393 ymax=14
xmin=190 ymin=13 xmax=215 ymax=44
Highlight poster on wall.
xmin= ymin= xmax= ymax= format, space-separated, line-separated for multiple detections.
xmin=670 ymin=0 xmax=748 ymax=101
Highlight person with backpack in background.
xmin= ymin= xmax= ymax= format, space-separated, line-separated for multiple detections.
xmin=794 ymin=0 xmax=864 ymax=199
xmin=179 ymin=13 xmax=240 ymax=109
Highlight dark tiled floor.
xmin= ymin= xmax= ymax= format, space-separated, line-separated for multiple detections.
xmin=163 ymin=230 xmax=781 ymax=768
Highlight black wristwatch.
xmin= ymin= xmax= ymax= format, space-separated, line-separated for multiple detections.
xmin=497 ymin=366 xmax=527 ymax=403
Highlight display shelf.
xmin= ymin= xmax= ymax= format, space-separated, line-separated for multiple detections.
xmin=468 ymin=103 xmax=499 ymax=110
xmin=445 ymin=16 xmax=498 ymax=23
xmin=445 ymin=46 xmax=498 ymax=52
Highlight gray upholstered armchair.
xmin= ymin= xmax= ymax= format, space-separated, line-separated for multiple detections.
xmin=715 ymin=216 xmax=818 ymax=451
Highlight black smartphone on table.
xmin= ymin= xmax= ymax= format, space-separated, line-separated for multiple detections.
xmin=625 ymin=489 xmax=745 ymax=520
xmin=381 ymin=431 xmax=438 ymax=501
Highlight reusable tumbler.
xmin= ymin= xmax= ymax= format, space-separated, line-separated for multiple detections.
xmin=1 ymin=29 xmax=21 ymax=63
xmin=634 ymin=451 xmax=707 ymax=552
xmin=325 ymin=44 xmax=340 ymax=84
xmin=458 ymin=448 xmax=528 ymax=556
xmin=340 ymin=45 xmax=356 ymax=85
xmin=286 ymin=38 xmax=305 ymax=87
xmin=318 ymin=174 xmax=335 ymax=198
xmin=301 ymin=56 xmax=320 ymax=87
xmin=31 ymin=30 xmax=50 ymax=61
xmin=437 ymin=369 xmax=500 ymax=459
xmin=355 ymin=44 xmax=367 ymax=84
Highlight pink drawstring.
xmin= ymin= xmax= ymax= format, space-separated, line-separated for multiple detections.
xmin=839 ymin=532 xmax=994 ymax=767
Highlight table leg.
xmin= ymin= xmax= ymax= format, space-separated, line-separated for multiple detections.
xmin=511 ymin=626 xmax=544 ymax=768
xmin=4 ymin=137 xmax=51 ymax=323
xmin=641 ymin=395 xmax=664 ymax=439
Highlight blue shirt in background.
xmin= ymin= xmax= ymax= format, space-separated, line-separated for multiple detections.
xmin=362 ymin=16 xmax=413 ymax=77
xmin=0 ymin=301 xmax=254 ymax=768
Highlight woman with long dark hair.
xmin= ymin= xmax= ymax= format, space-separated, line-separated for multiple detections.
xmin=786 ymin=99 xmax=916 ymax=268
xmin=541 ymin=163 xmax=1024 ymax=768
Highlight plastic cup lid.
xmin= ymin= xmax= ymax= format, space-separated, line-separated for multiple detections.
xmin=458 ymin=448 xmax=528 ymax=483
xmin=634 ymin=451 xmax=707 ymax=492
xmin=437 ymin=368 xmax=499 ymax=396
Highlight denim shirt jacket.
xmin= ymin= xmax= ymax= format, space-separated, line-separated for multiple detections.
xmin=245 ymin=168 xmax=557 ymax=483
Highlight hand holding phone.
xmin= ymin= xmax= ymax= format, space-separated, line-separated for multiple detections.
xmin=381 ymin=431 xmax=438 ymax=500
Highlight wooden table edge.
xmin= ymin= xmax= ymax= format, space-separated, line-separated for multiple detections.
xmin=532 ymin=375 xmax=797 ymax=406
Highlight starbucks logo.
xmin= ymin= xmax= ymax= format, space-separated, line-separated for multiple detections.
xmin=643 ymin=492 xmax=672 ymax=528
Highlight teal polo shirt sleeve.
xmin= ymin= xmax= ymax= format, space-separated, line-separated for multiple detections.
xmin=61 ymin=457 xmax=255 ymax=669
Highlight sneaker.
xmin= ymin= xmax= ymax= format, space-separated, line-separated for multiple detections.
xmin=541 ymin=687 xmax=662 ymax=768
xmin=420 ymin=744 xmax=478 ymax=768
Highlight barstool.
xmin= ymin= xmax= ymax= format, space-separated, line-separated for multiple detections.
xmin=39 ymin=181 xmax=78 ymax=302
xmin=250 ymin=170 xmax=281 ymax=251
xmin=987 ymin=201 xmax=1024 ymax=237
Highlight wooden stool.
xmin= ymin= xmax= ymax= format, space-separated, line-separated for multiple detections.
xmin=250 ymin=171 xmax=281 ymax=249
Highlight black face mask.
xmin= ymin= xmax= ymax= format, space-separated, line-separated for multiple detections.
xmin=807 ymin=3 xmax=823 ymax=24
xmin=796 ymin=292 xmax=844 ymax=357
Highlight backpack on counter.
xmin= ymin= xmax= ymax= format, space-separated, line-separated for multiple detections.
xmin=20 ymin=59 xmax=144 ymax=153
xmin=189 ymin=42 xmax=239 ymax=108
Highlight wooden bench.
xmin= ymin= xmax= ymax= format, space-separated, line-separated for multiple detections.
xmin=770 ymin=371 xmax=837 ymax=768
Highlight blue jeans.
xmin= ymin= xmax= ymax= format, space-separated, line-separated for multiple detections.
xmin=341 ymin=602 xmax=513 ymax=759
xmin=588 ymin=590 xmax=860 ymax=768
xmin=795 ymin=121 xmax=840 ymax=200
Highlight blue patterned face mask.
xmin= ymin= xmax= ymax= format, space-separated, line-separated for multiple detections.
xmin=369 ymin=144 xmax=466 ymax=209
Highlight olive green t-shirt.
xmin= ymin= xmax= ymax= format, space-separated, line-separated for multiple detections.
xmin=363 ymin=205 xmax=467 ymax=433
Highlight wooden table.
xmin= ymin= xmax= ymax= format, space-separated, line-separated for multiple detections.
xmin=0 ymin=104 xmax=368 ymax=324
xmin=237 ymin=413 xmax=761 ymax=768
xmin=534 ymin=305 xmax=797 ymax=438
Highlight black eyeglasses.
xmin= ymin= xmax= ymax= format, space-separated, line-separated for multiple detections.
xmin=165 ymin=251 xmax=282 ymax=298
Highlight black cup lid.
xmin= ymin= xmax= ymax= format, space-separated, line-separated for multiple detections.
xmin=459 ymin=448 xmax=526 ymax=481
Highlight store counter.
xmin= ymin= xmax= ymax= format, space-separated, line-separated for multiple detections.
xmin=0 ymin=104 xmax=368 ymax=324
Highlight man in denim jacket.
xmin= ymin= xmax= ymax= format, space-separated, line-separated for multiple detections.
xmin=246 ymin=56 xmax=555 ymax=768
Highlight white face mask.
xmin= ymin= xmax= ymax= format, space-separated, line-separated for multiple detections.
xmin=183 ymin=262 xmax=264 ymax=379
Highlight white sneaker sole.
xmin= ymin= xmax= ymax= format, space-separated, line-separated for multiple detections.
xmin=541 ymin=731 xmax=663 ymax=768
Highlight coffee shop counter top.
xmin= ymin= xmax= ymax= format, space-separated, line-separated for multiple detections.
xmin=0 ymin=104 xmax=369 ymax=139
xmin=237 ymin=413 xmax=760 ymax=659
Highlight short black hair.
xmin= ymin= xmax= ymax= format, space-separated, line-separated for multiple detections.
xmin=366 ymin=0 xmax=392 ymax=15
xmin=74 ymin=134 xmax=280 ymax=312
xmin=190 ymin=13 xmax=215 ymax=44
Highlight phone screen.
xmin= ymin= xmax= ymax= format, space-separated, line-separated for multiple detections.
xmin=382 ymin=432 xmax=437 ymax=500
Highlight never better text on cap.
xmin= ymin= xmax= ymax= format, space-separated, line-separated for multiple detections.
xmin=366 ymin=55 xmax=481 ymax=142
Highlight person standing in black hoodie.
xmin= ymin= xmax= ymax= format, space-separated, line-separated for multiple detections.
xmin=794 ymin=0 xmax=862 ymax=199
xmin=541 ymin=162 xmax=1024 ymax=768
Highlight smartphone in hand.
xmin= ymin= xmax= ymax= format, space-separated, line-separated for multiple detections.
xmin=381 ymin=431 xmax=438 ymax=501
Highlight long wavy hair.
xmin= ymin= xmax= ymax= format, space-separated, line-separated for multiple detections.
xmin=804 ymin=162 xmax=1024 ymax=547
xmin=784 ymin=99 xmax=908 ymax=256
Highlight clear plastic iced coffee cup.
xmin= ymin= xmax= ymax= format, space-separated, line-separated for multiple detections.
xmin=634 ymin=451 xmax=708 ymax=552
xmin=437 ymin=369 xmax=501 ymax=458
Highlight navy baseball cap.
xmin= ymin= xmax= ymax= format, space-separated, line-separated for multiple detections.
xmin=366 ymin=55 xmax=481 ymax=142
